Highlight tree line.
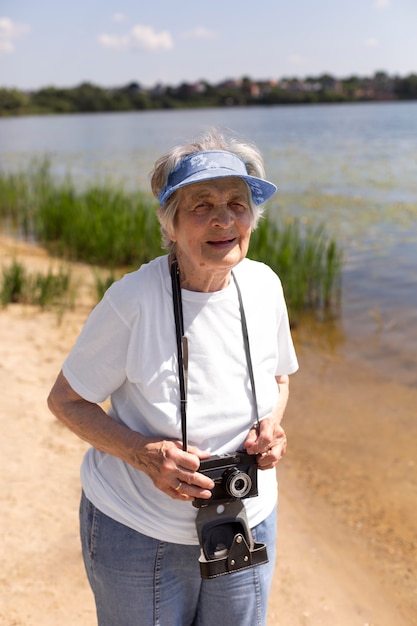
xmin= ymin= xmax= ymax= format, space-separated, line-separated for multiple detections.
xmin=1 ymin=72 xmax=417 ymax=116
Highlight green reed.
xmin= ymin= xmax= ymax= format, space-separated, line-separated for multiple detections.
xmin=249 ymin=215 xmax=342 ymax=321
xmin=0 ymin=159 xmax=162 ymax=266
xmin=0 ymin=258 xmax=26 ymax=305
xmin=94 ymin=268 xmax=119 ymax=301
xmin=34 ymin=176 xmax=162 ymax=266
xmin=1 ymin=259 xmax=73 ymax=308
xmin=0 ymin=161 xmax=343 ymax=316
xmin=0 ymin=159 xmax=53 ymax=237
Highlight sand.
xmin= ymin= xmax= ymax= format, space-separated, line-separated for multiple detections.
xmin=1 ymin=235 xmax=416 ymax=626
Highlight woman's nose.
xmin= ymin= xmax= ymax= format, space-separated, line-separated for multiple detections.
xmin=211 ymin=205 xmax=233 ymax=227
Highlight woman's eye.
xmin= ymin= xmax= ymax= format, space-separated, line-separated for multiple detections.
xmin=229 ymin=202 xmax=246 ymax=212
xmin=194 ymin=202 xmax=210 ymax=212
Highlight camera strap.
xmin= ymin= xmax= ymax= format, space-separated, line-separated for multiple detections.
xmin=171 ymin=258 xmax=189 ymax=451
xmin=170 ymin=259 xmax=260 ymax=452
xmin=170 ymin=258 xmax=269 ymax=579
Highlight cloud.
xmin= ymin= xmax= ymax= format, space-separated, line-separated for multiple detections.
xmin=181 ymin=27 xmax=219 ymax=40
xmin=373 ymin=0 xmax=391 ymax=9
xmin=112 ymin=13 xmax=127 ymax=23
xmin=0 ymin=17 xmax=30 ymax=57
xmin=98 ymin=24 xmax=173 ymax=52
xmin=288 ymin=53 xmax=309 ymax=67
xmin=365 ymin=37 xmax=380 ymax=47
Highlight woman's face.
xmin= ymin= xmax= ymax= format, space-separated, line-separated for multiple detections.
xmin=168 ymin=178 xmax=253 ymax=290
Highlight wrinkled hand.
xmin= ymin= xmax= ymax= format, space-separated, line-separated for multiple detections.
xmin=131 ymin=437 xmax=215 ymax=501
xmin=244 ymin=418 xmax=287 ymax=470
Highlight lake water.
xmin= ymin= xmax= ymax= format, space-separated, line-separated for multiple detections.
xmin=1 ymin=103 xmax=416 ymax=385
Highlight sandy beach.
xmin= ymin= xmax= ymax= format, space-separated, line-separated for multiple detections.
xmin=1 ymin=235 xmax=416 ymax=626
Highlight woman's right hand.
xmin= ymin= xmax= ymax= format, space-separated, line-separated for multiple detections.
xmin=48 ymin=371 xmax=214 ymax=502
xmin=130 ymin=436 xmax=215 ymax=501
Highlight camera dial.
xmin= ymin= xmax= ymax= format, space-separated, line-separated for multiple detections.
xmin=224 ymin=469 xmax=253 ymax=499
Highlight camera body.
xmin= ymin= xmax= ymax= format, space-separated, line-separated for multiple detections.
xmin=193 ymin=451 xmax=258 ymax=508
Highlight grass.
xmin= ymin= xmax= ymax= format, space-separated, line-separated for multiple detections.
xmin=1 ymin=259 xmax=73 ymax=308
xmin=0 ymin=159 xmax=162 ymax=267
xmin=0 ymin=258 xmax=26 ymax=305
xmin=94 ymin=268 xmax=119 ymax=301
xmin=249 ymin=216 xmax=342 ymax=322
xmin=35 ymin=183 xmax=162 ymax=266
xmin=0 ymin=160 xmax=343 ymax=318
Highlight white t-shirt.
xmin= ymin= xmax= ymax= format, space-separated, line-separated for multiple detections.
xmin=63 ymin=255 xmax=299 ymax=544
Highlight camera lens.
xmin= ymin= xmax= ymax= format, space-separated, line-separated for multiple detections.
xmin=224 ymin=470 xmax=252 ymax=498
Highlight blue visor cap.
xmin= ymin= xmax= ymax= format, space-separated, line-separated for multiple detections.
xmin=158 ymin=150 xmax=277 ymax=206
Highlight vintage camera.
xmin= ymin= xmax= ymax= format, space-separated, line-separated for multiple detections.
xmin=193 ymin=451 xmax=258 ymax=508
xmin=193 ymin=451 xmax=268 ymax=578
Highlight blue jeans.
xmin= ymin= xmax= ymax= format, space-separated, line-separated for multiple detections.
xmin=80 ymin=491 xmax=277 ymax=626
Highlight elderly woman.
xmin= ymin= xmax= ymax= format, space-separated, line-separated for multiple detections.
xmin=48 ymin=129 xmax=298 ymax=626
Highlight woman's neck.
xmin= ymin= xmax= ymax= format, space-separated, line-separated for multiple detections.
xmin=169 ymin=254 xmax=232 ymax=293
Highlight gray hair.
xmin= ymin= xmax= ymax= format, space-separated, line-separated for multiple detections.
xmin=150 ymin=128 xmax=270 ymax=252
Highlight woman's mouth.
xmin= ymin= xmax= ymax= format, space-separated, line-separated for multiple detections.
xmin=207 ymin=237 xmax=237 ymax=248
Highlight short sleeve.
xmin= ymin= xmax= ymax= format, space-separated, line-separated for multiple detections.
xmin=63 ymin=294 xmax=132 ymax=403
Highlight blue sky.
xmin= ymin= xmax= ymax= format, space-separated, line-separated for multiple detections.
xmin=1 ymin=0 xmax=416 ymax=90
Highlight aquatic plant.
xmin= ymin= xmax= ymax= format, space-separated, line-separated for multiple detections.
xmin=0 ymin=161 xmax=343 ymax=316
xmin=249 ymin=215 xmax=343 ymax=320
xmin=0 ymin=259 xmax=73 ymax=308
xmin=94 ymin=268 xmax=119 ymax=301
xmin=0 ymin=258 xmax=26 ymax=305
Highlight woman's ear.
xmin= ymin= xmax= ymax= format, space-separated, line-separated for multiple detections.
xmin=166 ymin=227 xmax=176 ymax=243
xmin=158 ymin=206 xmax=176 ymax=243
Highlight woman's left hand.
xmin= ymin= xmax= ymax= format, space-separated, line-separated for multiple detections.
xmin=244 ymin=419 xmax=287 ymax=470
xmin=243 ymin=374 xmax=290 ymax=469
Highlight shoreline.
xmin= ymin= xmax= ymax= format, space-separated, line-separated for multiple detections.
xmin=277 ymin=332 xmax=417 ymax=623
xmin=1 ymin=236 xmax=416 ymax=624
